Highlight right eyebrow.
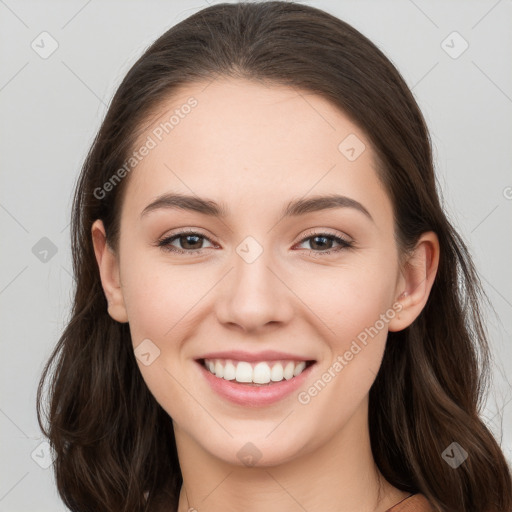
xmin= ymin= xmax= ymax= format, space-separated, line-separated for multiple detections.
xmin=140 ymin=193 xmax=228 ymax=218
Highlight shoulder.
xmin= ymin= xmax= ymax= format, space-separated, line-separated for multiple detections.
xmin=386 ymin=493 xmax=435 ymax=512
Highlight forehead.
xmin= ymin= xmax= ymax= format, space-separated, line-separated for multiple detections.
xmin=123 ymin=77 xmax=391 ymax=223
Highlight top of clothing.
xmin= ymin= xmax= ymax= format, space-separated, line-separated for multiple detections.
xmin=386 ymin=493 xmax=434 ymax=511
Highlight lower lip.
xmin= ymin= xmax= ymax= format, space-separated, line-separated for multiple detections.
xmin=196 ymin=360 xmax=315 ymax=407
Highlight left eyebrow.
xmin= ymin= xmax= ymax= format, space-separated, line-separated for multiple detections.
xmin=282 ymin=194 xmax=373 ymax=222
xmin=140 ymin=192 xmax=374 ymax=223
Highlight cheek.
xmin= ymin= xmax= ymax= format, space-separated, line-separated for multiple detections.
xmin=295 ymin=259 xmax=397 ymax=397
xmin=289 ymin=270 xmax=394 ymax=438
xmin=120 ymin=257 xmax=206 ymax=421
xmin=121 ymin=249 xmax=201 ymax=346
xmin=302 ymin=259 xmax=397 ymax=343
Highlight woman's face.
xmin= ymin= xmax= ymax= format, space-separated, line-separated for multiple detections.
xmin=99 ymin=77 xmax=408 ymax=466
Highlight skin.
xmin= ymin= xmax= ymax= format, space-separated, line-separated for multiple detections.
xmin=92 ymin=77 xmax=439 ymax=512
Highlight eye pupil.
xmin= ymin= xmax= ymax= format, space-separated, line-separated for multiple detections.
xmin=310 ymin=235 xmax=331 ymax=250
xmin=181 ymin=234 xmax=202 ymax=249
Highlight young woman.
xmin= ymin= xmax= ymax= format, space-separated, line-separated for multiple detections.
xmin=37 ymin=2 xmax=512 ymax=511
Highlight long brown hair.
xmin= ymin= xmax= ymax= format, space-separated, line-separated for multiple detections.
xmin=37 ymin=2 xmax=512 ymax=511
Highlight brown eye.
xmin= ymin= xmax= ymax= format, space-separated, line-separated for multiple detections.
xmin=296 ymin=231 xmax=353 ymax=256
xmin=157 ymin=230 xmax=216 ymax=255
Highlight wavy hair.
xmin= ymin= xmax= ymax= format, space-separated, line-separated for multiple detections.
xmin=37 ymin=2 xmax=512 ymax=511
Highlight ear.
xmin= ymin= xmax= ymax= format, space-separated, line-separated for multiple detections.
xmin=388 ymin=231 xmax=440 ymax=332
xmin=91 ymin=219 xmax=128 ymax=323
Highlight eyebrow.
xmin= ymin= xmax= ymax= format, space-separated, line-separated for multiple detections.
xmin=140 ymin=192 xmax=373 ymax=222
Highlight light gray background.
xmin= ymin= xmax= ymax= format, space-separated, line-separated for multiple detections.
xmin=1 ymin=0 xmax=511 ymax=510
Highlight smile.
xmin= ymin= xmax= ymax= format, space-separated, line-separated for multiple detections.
xmin=196 ymin=357 xmax=316 ymax=407
xmin=201 ymin=358 xmax=314 ymax=385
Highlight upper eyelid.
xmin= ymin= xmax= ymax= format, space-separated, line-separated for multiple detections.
xmin=300 ymin=228 xmax=352 ymax=243
xmin=160 ymin=229 xmax=218 ymax=245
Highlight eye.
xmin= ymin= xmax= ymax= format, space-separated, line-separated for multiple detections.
xmin=157 ymin=229 xmax=216 ymax=255
xmin=294 ymin=230 xmax=353 ymax=256
xmin=156 ymin=228 xmax=353 ymax=257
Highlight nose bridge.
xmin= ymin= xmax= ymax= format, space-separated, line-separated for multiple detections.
xmin=216 ymin=234 xmax=293 ymax=331
xmin=232 ymin=234 xmax=280 ymax=306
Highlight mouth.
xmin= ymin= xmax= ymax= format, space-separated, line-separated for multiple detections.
xmin=196 ymin=358 xmax=316 ymax=386
xmin=193 ymin=350 xmax=317 ymax=406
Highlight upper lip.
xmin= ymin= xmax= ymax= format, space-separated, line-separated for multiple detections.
xmin=197 ymin=350 xmax=315 ymax=362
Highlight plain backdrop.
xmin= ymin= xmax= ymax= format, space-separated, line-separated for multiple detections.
xmin=0 ymin=0 xmax=511 ymax=510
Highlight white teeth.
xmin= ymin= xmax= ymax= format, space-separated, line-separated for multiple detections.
xmin=293 ymin=361 xmax=306 ymax=377
xmin=214 ymin=360 xmax=224 ymax=378
xmin=253 ymin=362 xmax=271 ymax=384
xmin=283 ymin=361 xmax=295 ymax=380
xmin=235 ymin=361 xmax=253 ymax=382
xmin=223 ymin=361 xmax=236 ymax=380
xmin=203 ymin=358 xmax=311 ymax=384
xmin=270 ymin=363 xmax=284 ymax=382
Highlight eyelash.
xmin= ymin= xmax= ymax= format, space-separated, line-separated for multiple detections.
xmin=156 ymin=228 xmax=353 ymax=257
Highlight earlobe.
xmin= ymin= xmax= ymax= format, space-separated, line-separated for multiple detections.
xmin=91 ymin=219 xmax=128 ymax=323
xmin=388 ymin=231 xmax=440 ymax=332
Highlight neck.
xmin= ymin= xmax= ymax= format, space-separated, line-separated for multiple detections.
xmin=174 ymin=399 xmax=408 ymax=512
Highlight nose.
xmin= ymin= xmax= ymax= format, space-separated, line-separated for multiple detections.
xmin=215 ymin=244 xmax=294 ymax=333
